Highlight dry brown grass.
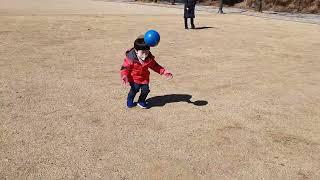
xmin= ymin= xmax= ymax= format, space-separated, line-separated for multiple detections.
xmin=1 ymin=0 xmax=320 ymax=179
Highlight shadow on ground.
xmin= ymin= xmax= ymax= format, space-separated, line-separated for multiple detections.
xmin=146 ymin=94 xmax=208 ymax=108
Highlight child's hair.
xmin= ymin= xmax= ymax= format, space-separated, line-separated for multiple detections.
xmin=134 ymin=35 xmax=150 ymax=51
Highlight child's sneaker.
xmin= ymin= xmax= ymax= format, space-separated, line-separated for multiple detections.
xmin=127 ymin=99 xmax=136 ymax=108
xmin=137 ymin=101 xmax=148 ymax=109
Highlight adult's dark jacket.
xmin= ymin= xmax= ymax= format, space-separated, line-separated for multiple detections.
xmin=184 ymin=0 xmax=196 ymax=18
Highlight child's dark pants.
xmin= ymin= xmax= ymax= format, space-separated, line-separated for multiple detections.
xmin=128 ymin=83 xmax=150 ymax=102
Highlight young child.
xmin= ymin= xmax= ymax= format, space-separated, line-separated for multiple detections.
xmin=120 ymin=35 xmax=173 ymax=109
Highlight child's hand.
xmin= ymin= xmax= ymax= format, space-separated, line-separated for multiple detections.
xmin=163 ymin=70 xmax=173 ymax=80
xmin=121 ymin=76 xmax=129 ymax=86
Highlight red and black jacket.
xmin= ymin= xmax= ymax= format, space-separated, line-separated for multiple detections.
xmin=120 ymin=48 xmax=166 ymax=84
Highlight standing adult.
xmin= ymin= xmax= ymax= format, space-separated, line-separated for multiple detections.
xmin=218 ymin=0 xmax=224 ymax=14
xmin=184 ymin=0 xmax=196 ymax=29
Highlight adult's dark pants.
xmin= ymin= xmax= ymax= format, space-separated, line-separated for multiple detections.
xmin=184 ymin=18 xmax=195 ymax=29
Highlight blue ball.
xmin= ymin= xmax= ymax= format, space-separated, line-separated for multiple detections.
xmin=144 ymin=30 xmax=160 ymax=47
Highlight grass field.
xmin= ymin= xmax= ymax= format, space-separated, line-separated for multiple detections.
xmin=1 ymin=0 xmax=320 ymax=179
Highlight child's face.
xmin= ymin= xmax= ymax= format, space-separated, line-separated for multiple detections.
xmin=136 ymin=50 xmax=149 ymax=61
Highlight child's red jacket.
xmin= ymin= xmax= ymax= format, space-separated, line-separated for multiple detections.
xmin=120 ymin=48 xmax=166 ymax=84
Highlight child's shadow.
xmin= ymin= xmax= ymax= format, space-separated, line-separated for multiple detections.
xmin=146 ymin=94 xmax=208 ymax=108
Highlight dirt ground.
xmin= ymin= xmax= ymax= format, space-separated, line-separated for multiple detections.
xmin=1 ymin=0 xmax=320 ymax=179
